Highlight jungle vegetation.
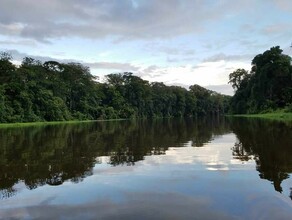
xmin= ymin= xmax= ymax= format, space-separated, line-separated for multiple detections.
xmin=1 ymin=46 xmax=291 ymax=123
xmin=0 ymin=52 xmax=229 ymax=123
xmin=228 ymin=46 xmax=292 ymax=114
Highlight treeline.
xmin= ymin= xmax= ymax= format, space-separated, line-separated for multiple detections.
xmin=0 ymin=53 xmax=230 ymax=123
xmin=229 ymin=46 xmax=292 ymax=114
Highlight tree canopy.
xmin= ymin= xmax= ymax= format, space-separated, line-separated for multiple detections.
xmin=229 ymin=46 xmax=292 ymax=114
xmin=0 ymin=54 xmax=229 ymax=123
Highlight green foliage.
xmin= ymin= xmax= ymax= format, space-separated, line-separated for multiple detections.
xmin=228 ymin=69 xmax=249 ymax=90
xmin=284 ymin=103 xmax=292 ymax=113
xmin=0 ymin=52 xmax=229 ymax=123
xmin=189 ymin=84 xmax=230 ymax=116
xmin=229 ymin=46 xmax=292 ymax=114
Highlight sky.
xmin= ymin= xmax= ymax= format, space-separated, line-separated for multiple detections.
xmin=1 ymin=0 xmax=292 ymax=95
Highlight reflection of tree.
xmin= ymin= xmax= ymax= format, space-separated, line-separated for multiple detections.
xmin=0 ymin=117 xmax=231 ymax=199
xmin=0 ymin=188 xmax=16 ymax=200
xmin=230 ymin=118 xmax=292 ymax=194
xmin=191 ymin=116 xmax=231 ymax=147
xmin=232 ymin=141 xmax=253 ymax=161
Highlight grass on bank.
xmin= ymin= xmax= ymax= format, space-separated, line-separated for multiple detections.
xmin=0 ymin=118 xmax=128 ymax=129
xmin=1 ymin=110 xmax=292 ymax=128
xmin=230 ymin=111 xmax=292 ymax=121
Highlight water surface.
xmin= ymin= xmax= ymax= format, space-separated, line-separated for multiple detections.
xmin=0 ymin=118 xmax=292 ymax=219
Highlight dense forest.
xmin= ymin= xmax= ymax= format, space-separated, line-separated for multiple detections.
xmin=0 ymin=52 xmax=229 ymax=123
xmin=229 ymin=46 xmax=292 ymax=114
xmin=1 ymin=46 xmax=291 ymax=123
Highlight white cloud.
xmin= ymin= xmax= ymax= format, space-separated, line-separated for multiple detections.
xmin=84 ymin=62 xmax=140 ymax=71
xmin=137 ymin=60 xmax=251 ymax=94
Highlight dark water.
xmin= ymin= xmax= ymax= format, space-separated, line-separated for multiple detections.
xmin=0 ymin=118 xmax=292 ymax=219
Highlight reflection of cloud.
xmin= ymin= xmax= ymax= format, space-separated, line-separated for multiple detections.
xmin=0 ymin=192 xmax=235 ymax=220
xmin=163 ymin=134 xmax=254 ymax=170
xmin=93 ymin=134 xmax=254 ymax=175
xmin=206 ymin=162 xmax=229 ymax=171
xmin=87 ymin=134 xmax=250 ymax=178
xmin=2 ymin=132 xmax=292 ymax=219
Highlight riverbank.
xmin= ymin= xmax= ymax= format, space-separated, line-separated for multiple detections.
xmin=230 ymin=112 xmax=292 ymax=121
xmin=0 ymin=118 xmax=128 ymax=129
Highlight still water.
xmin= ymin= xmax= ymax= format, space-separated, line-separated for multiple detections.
xmin=0 ymin=118 xmax=292 ymax=219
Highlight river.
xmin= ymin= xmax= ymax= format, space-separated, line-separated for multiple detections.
xmin=0 ymin=118 xmax=292 ymax=219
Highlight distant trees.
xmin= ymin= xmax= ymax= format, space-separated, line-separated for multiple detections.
xmin=0 ymin=53 xmax=230 ymax=123
xmin=229 ymin=46 xmax=292 ymax=114
xmin=190 ymin=84 xmax=229 ymax=116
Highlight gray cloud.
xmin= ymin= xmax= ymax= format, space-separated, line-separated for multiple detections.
xmin=272 ymin=0 xmax=292 ymax=12
xmin=167 ymin=57 xmax=179 ymax=63
xmin=261 ymin=23 xmax=292 ymax=35
xmin=2 ymin=49 xmax=140 ymax=72
xmin=167 ymin=57 xmax=196 ymax=63
xmin=0 ymin=39 xmax=36 ymax=46
xmin=2 ymin=49 xmax=77 ymax=63
xmin=135 ymin=65 xmax=166 ymax=78
xmin=158 ymin=47 xmax=195 ymax=56
xmin=203 ymin=53 xmax=254 ymax=63
xmin=0 ymin=0 xmax=253 ymax=42
xmin=84 ymin=62 xmax=140 ymax=71
xmin=142 ymin=65 xmax=159 ymax=73
xmin=205 ymin=84 xmax=234 ymax=96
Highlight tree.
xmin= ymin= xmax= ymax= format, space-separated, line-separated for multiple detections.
xmin=229 ymin=46 xmax=292 ymax=114
xmin=228 ymin=69 xmax=249 ymax=90
xmin=0 ymin=52 xmax=15 ymax=84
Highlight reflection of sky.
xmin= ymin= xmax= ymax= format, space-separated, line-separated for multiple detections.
xmin=1 ymin=133 xmax=292 ymax=219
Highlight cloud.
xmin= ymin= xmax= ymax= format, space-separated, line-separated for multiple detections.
xmin=0 ymin=39 xmax=36 ymax=46
xmin=167 ymin=57 xmax=179 ymax=63
xmin=0 ymin=192 xmax=236 ymax=220
xmin=84 ymin=62 xmax=140 ymax=71
xmin=158 ymin=47 xmax=195 ymax=56
xmin=137 ymin=60 xmax=251 ymax=95
xmin=2 ymin=49 xmax=140 ymax=73
xmin=203 ymin=53 xmax=254 ymax=63
xmin=205 ymin=84 xmax=234 ymax=96
xmin=0 ymin=23 xmax=24 ymax=35
xmin=0 ymin=0 xmax=252 ymax=42
xmin=2 ymin=49 xmax=77 ymax=63
xmin=272 ymin=0 xmax=292 ymax=12
xmin=261 ymin=23 xmax=292 ymax=35
xmin=142 ymin=65 xmax=159 ymax=74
